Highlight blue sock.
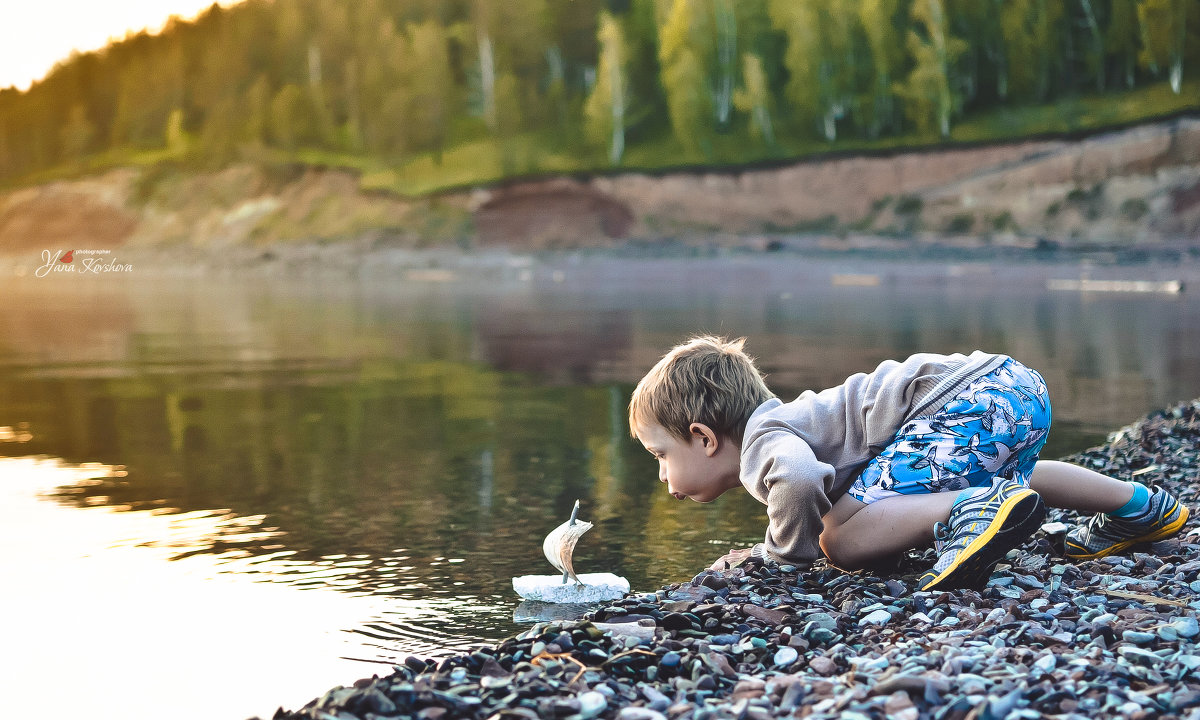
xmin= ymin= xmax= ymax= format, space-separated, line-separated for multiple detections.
xmin=1110 ymin=482 xmax=1150 ymax=518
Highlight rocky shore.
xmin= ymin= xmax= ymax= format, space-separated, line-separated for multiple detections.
xmin=263 ymin=400 xmax=1200 ymax=720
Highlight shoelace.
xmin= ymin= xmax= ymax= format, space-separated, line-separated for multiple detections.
xmin=932 ymin=522 xmax=952 ymax=552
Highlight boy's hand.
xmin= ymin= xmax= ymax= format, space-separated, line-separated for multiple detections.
xmin=710 ymin=547 xmax=754 ymax=571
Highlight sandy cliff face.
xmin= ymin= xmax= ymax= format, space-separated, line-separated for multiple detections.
xmin=471 ymin=117 xmax=1200 ymax=248
xmin=1 ymin=117 xmax=1197 ymax=256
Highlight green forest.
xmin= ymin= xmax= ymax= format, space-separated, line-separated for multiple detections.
xmin=1 ymin=0 xmax=1197 ymax=195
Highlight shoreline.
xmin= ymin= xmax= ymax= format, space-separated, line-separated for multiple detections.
xmin=263 ymin=400 xmax=1200 ymax=720
xmin=4 ymin=233 xmax=1200 ymax=285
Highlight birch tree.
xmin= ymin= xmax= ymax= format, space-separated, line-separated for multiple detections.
xmin=733 ymin=52 xmax=775 ymax=148
xmin=858 ymin=0 xmax=903 ymax=137
xmin=1077 ymin=0 xmax=1107 ymax=91
xmin=712 ymin=0 xmax=736 ymax=129
xmin=769 ymin=0 xmax=858 ymax=141
xmin=659 ymin=0 xmax=712 ymax=156
xmin=477 ymin=27 xmax=498 ymax=130
xmin=585 ymin=11 xmax=629 ymax=165
xmin=902 ymin=0 xmax=965 ymax=138
xmin=1138 ymin=0 xmax=1188 ymax=93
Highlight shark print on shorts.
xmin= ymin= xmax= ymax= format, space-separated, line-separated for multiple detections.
xmin=850 ymin=358 xmax=1052 ymax=505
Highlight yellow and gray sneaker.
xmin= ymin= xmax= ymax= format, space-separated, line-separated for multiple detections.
xmin=1065 ymin=487 xmax=1190 ymax=561
xmin=918 ymin=477 xmax=1046 ymax=591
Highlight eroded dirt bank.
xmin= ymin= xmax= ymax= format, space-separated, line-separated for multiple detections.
xmin=1 ymin=117 xmax=1198 ymax=258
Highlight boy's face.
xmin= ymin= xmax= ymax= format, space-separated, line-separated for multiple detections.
xmin=635 ymin=422 xmax=740 ymax=503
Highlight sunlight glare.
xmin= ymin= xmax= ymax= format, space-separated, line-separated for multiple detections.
xmin=0 ymin=455 xmax=381 ymax=720
xmin=0 ymin=1 xmax=248 ymax=91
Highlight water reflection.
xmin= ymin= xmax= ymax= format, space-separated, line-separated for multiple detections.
xmin=1 ymin=254 xmax=1198 ymax=718
xmin=0 ymin=456 xmax=385 ymax=720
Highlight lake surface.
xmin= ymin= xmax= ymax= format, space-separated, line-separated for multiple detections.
xmin=2 ymin=250 xmax=1198 ymax=719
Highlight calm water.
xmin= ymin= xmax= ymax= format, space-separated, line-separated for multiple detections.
xmin=2 ymin=251 xmax=1198 ymax=719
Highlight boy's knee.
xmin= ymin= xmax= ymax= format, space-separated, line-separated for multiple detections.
xmin=819 ymin=524 xmax=864 ymax=570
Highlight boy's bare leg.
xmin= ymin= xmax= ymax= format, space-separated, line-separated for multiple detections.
xmin=821 ymin=461 xmax=1139 ymax=570
xmin=1030 ymin=460 xmax=1134 ymax=513
xmin=819 ymin=491 xmax=958 ymax=570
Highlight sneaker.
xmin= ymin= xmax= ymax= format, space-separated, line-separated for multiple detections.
xmin=1065 ymin=487 xmax=1190 ymax=561
xmin=918 ymin=477 xmax=1046 ymax=591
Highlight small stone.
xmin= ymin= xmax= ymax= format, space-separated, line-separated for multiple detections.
xmin=1032 ymin=654 xmax=1056 ymax=674
xmin=577 ymin=690 xmax=607 ymax=719
xmin=547 ymin=698 xmax=581 ymax=715
xmin=884 ymin=690 xmax=918 ymax=720
xmin=660 ymin=612 xmax=694 ymax=631
xmin=1173 ymin=616 xmax=1200 ymax=639
xmin=705 ymin=651 xmax=737 ymax=678
xmin=1122 ymin=630 xmax=1156 ymax=645
xmin=809 ymin=656 xmax=838 ymax=676
xmin=360 ymin=688 xmax=396 ymax=714
xmin=860 ymin=609 xmax=893 ymax=626
xmin=805 ymin=612 xmax=838 ymax=630
xmin=731 ymin=678 xmax=765 ymax=700
xmin=773 ymin=646 xmax=799 ymax=668
xmin=641 ymin=685 xmax=670 ymax=711
xmin=1118 ymin=646 xmax=1164 ymax=666
xmin=742 ymin=604 xmax=789 ymax=625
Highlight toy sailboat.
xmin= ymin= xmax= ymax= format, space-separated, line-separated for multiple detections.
xmin=542 ymin=500 xmax=593 ymax=585
xmin=512 ymin=500 xmax=629 ymax=603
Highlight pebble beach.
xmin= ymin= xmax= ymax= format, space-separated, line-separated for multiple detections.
xmin=265 ymin=399 xmax=1200 ymax=720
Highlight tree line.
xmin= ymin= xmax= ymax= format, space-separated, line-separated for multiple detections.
xmin=1 ymin=0 xmax=1195 ymax=185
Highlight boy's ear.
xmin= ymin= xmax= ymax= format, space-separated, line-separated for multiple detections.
xmin=689 ymin=423 xmax=720 ymax=455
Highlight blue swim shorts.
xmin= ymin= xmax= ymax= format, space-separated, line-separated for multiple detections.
xmin=849 ymin=357 xmax=1052 ymax=504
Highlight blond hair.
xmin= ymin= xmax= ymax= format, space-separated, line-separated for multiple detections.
xmin=629 ymin=335 xmax=775 ymax=444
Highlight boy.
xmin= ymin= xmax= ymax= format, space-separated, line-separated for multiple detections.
xmin=629 ymin=336 xmax=1190 ymax=590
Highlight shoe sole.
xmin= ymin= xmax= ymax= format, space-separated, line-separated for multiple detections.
xmin=1064 ymin=503 xmax=1190 ymax=561
xmin=919 ymin=490 xmax=1046 ymax=591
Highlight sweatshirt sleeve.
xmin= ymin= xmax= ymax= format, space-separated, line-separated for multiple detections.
xmin=740 ymin=426 xmax=838 ymax=565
